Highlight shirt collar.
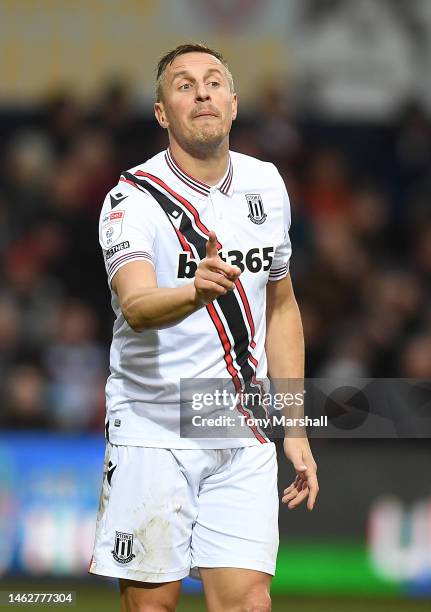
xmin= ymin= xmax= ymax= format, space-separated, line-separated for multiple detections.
xmin=165 ymin=148 xmax=233 ymax=197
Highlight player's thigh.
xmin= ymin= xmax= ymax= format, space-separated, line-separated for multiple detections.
xmin=200 ymin=568 xmax=272 ymax=612
xmin=191 ymin=444 xmax=279 ymax=577
xmin=90 ymin=444 xmax=196 ymax=583
xmin=119 ymin=578 xmax=181 ymax=612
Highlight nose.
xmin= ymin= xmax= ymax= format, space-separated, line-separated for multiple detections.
xmin=195 ymin=81 xmax=210 ymax=102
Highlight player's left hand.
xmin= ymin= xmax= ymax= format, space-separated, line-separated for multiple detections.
xmin=282 ymin=437 xmax=319 ymax=511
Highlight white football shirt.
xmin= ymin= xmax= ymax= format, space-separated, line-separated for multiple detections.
xmin=99 ymin=148 xmax=292 ymax=448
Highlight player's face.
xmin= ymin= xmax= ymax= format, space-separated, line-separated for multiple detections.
xmin=155 ymin=52 xmax=237 ymax=153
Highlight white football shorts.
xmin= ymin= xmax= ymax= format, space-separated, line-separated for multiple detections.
xmin=89 ymin=442 xmax=279 ymax=582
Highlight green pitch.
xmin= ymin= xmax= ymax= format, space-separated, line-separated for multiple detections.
xmin=2 ymin=586 xmax=430 ymax=612
xmin=178 ymin=595 xmax=428 ymax=612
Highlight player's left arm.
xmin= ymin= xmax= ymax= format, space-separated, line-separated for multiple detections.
xmin=266 ymin=273 xmax=319 ymax=511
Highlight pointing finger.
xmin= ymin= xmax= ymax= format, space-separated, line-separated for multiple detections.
xmin=206 ymin=231 xmax=219 ymax=259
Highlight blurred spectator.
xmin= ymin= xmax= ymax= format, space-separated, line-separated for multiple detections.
xmin=255 ymin=81 xmax=303 ymax=164
xmin=45 ymin=91 xmax=84 ymax=156
xmin=44 ymin=300 xmax=107 ymax=430
xmin=348 ymin=186 xmax=388 ymax=250
xmin=414 ymin=222 xmax=431 ymax=279
xmin=396 ymin=105 xmax=431 ymax=181
xmin=3 ymin=242 xmax=62 ymax=353
xmin=70 ymin=129 xmax=117 ymax=217
xmin=229 ymin=125 xmax=263 ymax=159
xmin=301 ymin=220 xmax=369 ymax=325
xmin=97 ymin=79 xmax=132 ymax=134
xmin=366 ymin=270 xmax=424 ymax=326
xmin=29 ymin=221 xmax=67 ymax=272
xmin=50 ymin=154 xmax=90 ymax=215
xmin=319 ymin=328 xmax=371 ymax=378
xmin=0 ymin=299 xmax=20 ymax=379
xmin=1 ymin=131 xmax=53 ymax=241
xmin=47 ymin=148 xmax=108 ymax=301
xmin=303 ymin=150 xmax=351 ymax=220
xmin=93 ymin=78 xmax=140 ymax=168
xmin=2 ymin=364 xmax=51 ymax=429
xmin=400 ymin=335 xmax=431 ymax=378
xmin=361 ymin=270 xmax=424 ymax=376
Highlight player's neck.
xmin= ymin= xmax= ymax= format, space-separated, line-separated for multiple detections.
xmin=169 ymin=141 xmax=230 ymax=186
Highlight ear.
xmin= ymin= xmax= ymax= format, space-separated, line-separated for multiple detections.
xmin=231 ymin=93 xmax=238 ymax=121
xmin=154 ymin=101 xmax=169 ymax=129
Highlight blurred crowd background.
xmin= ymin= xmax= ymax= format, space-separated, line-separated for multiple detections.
xmin=0 ymin=0 xmax=431 ymax=433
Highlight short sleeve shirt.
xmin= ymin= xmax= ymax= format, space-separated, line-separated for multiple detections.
xmin=99 ymin=149 xmax=292 ymax=448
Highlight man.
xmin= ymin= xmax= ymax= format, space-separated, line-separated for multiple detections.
xmin=89 ymin=43 xmax=318 ymax=611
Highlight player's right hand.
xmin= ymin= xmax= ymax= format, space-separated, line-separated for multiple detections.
xmin=193 ymin=231 xmax=241 ymax=306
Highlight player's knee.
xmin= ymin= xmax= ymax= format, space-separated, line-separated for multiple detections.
xmin=121 ymin=590 xmax=176 ymax=612
xmin=240 ymin=585 xmax=271 ymax=612
xmin=120 ymin=579 xmax=179 ymax=612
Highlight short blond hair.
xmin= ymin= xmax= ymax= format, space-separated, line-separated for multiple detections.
xmin=155 ymin=42 xmax=234 ymax=102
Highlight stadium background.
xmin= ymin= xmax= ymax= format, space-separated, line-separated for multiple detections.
xmin=1 ymin=0 xmax=431 ymax=610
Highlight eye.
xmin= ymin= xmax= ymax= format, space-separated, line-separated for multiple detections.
xmin=179 ymin=83 xmax=192 ymax=91
xmin=209 ymin=81 xmax=220 ymax=87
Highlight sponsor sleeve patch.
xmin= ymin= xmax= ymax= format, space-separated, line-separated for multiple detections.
xmin=101 ymin=210 xmax=125 ymax=247
xmin=105 ymin=241 xmax=130 ymax=260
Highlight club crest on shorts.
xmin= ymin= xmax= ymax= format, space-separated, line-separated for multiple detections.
xmin=111 ymin=531 xmax=135 ymax=564
xmin=246 ymin=194 xmax=267 ymax=225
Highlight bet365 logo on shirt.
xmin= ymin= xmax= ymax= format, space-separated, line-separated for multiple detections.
xmin=177 ymin=246 xmax=275 ymax=278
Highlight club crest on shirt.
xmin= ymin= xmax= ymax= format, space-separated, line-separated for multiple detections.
xmin=246 ymin=194 xmax=267 ymax=225
xmin=101 ymin=210 xmax=125 ymax=247
xmin=111 ymin=531 xmax=135 ymax=564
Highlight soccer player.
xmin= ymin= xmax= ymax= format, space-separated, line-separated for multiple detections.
xmin=89 ymin=43 xmax=319 ymax=611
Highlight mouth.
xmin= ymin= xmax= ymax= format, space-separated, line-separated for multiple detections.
xmin=193 ymin=111 xmax=219 ymax=118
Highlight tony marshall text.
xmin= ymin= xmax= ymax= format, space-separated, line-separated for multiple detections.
xmin=191 ymin=415 xmax=328 ymax=428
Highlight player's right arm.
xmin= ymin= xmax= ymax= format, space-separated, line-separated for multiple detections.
xmin=113 ymin=232 xmax=240 ymax=331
